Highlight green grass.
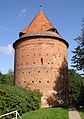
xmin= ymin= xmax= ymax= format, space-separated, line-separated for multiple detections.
xmin=78 ymin=108 xmax=84 ymax=119
xmin=22 ymin=107 xmax=68 ymax=119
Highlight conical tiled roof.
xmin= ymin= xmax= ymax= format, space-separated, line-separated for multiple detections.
xmin=20 ymin=11 xmax=55 ymax=35
xmin=13 ymin=10 xmax=69 ymax=48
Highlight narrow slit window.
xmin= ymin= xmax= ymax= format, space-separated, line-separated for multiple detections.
xmin=41 ymin=58 xmax=43 ymax=65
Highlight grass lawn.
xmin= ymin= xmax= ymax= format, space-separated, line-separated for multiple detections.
xmin=78 ymin=108 xmax=84 ymax=119
xmin=22 ymin=107 xmax=68 ymax=119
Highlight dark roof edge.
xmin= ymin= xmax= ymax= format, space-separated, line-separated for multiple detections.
xmin=13 ymin=32 xmax=69 ymax=49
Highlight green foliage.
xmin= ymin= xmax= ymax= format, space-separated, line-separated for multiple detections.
xmin=0 ymin=85 xmax=42 ymax=117
xmin=71 ymin=18 xmax=84 ymax=74
xmin=0 ymin=72 xmax=3 ymax=84
xmin=22 ymin=107 xmax=68 ymax=119
xmin=79 ymin=79 xmax=84 ymax=106
xmin=0 ymin=70 xmax=14 ymax=85
xmin=68 ymin=69 xmax=84 ymax=106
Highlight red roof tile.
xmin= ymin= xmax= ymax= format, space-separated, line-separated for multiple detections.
xmin=21 ymin=11 xmax=54 ymax=34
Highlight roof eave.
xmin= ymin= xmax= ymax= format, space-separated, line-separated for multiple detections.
xmin=13 ymin=31 xmax=69 ymax=49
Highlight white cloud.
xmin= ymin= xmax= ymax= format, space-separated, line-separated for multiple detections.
xmin=7 ymin=44 xmax=13 ymax=55
xmin=17 ymin=8 xmax=29 ymax=21
xmin=0 ymin=44 xmax=13 ymax=55
xmin=18 ymin=8 xmax=28 ymax=18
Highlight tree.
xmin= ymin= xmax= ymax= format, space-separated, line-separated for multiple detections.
xmin=0 ymin=72 xmax=3 ymax=84
xmin=79 ymin=77 xmax=84 ymax=106
xmin=68 ymin=69 xmax=84 ymax=106
xmin=71 ymin=18 xmax=84 ymax=74
xmin=69 ymin=69 xmax=81 ymax=105
xmin=0 ymin=70 xmax=14 ymax=85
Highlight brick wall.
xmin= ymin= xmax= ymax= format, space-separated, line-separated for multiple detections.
xmin=14 ymin=37 xmax=68 ymax=107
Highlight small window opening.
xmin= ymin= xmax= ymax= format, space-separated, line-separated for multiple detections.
xmin=47 ymin=81 xmax=49 ymax=83
xmin=38 ymin=71 xmax=40 ymax=73
xmin=33 ymin=62 xmax=35 ymax=64
xmin=47 ymin=28 xmax=59 ymax=34
xmin=39 ymin=81 xmax=41 ymax=83
xmin=34 ymin=54 xmax=35 ymax=56
xmin=24 ymin=81 xmax=26 ymax=83
xmin=41 ymin=58 xmax=43 ymax=65
xmin=51 ymin=62 xmax=53 ymax=64
xmin=32 ymin=81 xmax=34 ymax=83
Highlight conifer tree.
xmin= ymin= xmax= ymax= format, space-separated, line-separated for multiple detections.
xmin=71 ymin=18 xmax=84 ymax=74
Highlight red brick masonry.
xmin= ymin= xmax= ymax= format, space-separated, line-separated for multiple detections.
xmin=13 ymin=11 xmax=69 ymax=108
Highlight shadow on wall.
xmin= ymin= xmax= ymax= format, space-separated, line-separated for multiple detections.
xmin=47 ymin=57 xmax=69 ymax=107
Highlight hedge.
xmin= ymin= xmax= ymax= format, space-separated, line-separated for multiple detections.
xmin=0 ymin=84 xmax=42 ymax=117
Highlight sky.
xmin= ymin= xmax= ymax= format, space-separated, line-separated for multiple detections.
xmin=0 ymin=0 xmax=84 ymax=74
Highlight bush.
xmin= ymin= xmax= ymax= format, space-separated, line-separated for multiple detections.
xmin=0 ymin=72 xmax=14 ymax=85
xmin=68 ymin=69 xmax=84 ymax=106
xmin=0 ymin=84 xmax=42 ymax=117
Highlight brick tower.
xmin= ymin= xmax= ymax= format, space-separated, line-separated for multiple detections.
xmin=13 ymin=11 xmax=69 ymax=108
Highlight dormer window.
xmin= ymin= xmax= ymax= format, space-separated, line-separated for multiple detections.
xmin=47 ymin=28 xmax=59 ymax=34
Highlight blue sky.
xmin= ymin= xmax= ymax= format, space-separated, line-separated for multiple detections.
xmin=0 ymin=0 xmax=84 ymax=74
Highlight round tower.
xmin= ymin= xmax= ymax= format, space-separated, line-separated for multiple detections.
xmin=13 ymin=11 xmax=69 ymax=108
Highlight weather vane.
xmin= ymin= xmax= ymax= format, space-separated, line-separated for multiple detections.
xmin=39 ymin=0 xmax=42 ymax=11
